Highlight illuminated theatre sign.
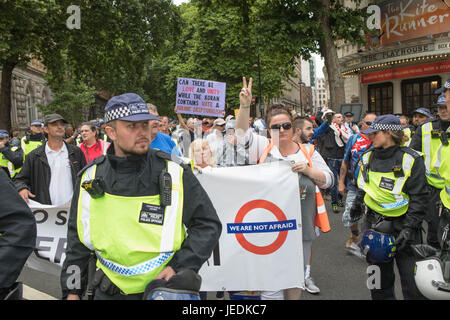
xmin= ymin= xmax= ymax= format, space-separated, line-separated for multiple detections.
xmin=367 ymin=0 xmax=450 ymax=47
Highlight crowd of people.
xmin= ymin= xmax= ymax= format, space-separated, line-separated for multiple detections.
xmin=0 ymin=77 xmax=449 ymax=301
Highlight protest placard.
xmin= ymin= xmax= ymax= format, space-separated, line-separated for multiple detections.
xmin=25 ymin=200 xmax=70 ymax=276
xmin=197 ymin=162 xmax=304 ymax=291
xmin=176 ymin=77 xmax=226 ymax=117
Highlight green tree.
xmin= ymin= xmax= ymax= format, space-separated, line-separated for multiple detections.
xmin=0 ymin=0 xmax=181 ymax=131
xmin=0 ymin=0 xmax=63 ymax=131
xmin=254 ymin=0 xmax=369 ymax=109
xmin=146 ymin=0 xmax=298 ymax=118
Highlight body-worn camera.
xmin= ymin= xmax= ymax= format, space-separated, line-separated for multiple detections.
xmin=392 ymin=165 xmax=404 ymax=177
xmin=82 ymin=178 xmax=105 ymax=199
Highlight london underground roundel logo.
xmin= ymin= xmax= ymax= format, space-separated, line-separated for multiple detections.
xmin=227 ymin=199 xmax=297 ymax=255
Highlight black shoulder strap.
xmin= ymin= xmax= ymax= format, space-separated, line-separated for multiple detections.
xmin=153 ymin=149 xmax=190 ymax=171
xmin=77 ymin=155 xmax=106 ymax=177
xmin=399 ymin=146 xmax=421 ymax=160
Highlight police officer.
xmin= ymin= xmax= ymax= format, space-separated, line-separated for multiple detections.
xmin=429 ymin=84 xmax=450 ymax=252
xmin=409 ymin=79 xmax=450 ymax=249
xmin=353 ymin=115 xmax=427 ymax=300
xmin=0 ymin=130 xmax=23 ymax=179
xmin=20 ymin=120 xmax=46 ymax=159
xmin=343 ymin=111 xmax=359 ymax=135
xmin=0 ymin=169 xmax=37 ymax=300
xmin=61 ymin=93 xmax=222 ymax=300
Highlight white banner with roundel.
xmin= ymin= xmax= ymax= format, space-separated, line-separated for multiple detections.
xmin=197 ymin=161 xmax=303 ymax=291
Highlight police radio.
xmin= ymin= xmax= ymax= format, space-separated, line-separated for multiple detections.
xmin=441 ymin=131 xmax=449 ymax=146
xmin=159 ymin=170 xmax=172 ymax=207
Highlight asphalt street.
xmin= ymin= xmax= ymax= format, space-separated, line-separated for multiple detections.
xmin=18 ymin=198 xmax=405 ymax=300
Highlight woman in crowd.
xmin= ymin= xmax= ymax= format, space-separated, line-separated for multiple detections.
xmin=235 ymin=77 xmax=333 ymax=300
xmin=78 ymin=122 xmax=109 ymax=164
xmin=189 ymin=138 xmax=216 ymax=171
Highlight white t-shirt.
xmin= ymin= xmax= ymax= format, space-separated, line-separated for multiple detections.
xmin=244 ymin=131 xmax=334 ymax=189
xmin=45 ymin=143 xmax=73 ymax=206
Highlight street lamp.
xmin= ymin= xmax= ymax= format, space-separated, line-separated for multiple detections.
xmin=299 ymin=81 xmax=305 ymax=116
xmin=257 ymin=52 xmax=263 ymax=118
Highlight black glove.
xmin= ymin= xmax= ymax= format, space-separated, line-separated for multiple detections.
xmin=349 ymin=190 xmax=365 ymax=223
xmin=395 ymin=227 xmax=414 ymax=252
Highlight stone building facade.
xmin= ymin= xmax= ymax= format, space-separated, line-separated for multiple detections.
xmin=5 ymin=59 xmax=52 ymax=131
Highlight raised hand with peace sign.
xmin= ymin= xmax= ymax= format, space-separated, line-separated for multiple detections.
xmin=239 ymin=76 xmax=253 ymax=109
xmin=236 ymin=76 xmax=253 ymax=136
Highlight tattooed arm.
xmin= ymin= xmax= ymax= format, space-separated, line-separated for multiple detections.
xmin=338 ymin=161 xmax=348 ymax=195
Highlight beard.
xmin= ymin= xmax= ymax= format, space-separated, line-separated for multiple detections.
xmin=300 ymin=133 xmax=312 ymax=144
xmin=116 ymin=138 xmax=150 ymax=156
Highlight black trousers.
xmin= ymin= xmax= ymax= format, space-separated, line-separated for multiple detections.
xmin=362 ymin=212 xmax=427 ymax=300
xmin=369 ymin=245 xmax=427 ymax=300
xmin=94 ymin=289 xmax=143 ymax=300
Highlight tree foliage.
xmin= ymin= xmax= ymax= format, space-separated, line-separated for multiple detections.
xmin=145 ymin=0 xmax=299 ymax=118
xmin=36 ymin=78 xmax=95 ymax=127
xmin=0 ymin=0 xmax=181 ymax=130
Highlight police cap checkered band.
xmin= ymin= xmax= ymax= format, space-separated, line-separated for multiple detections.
xmin=104 ymin=93 xmax=160 ymax=123
xmin=372 ymin=123 xmax=403 ymax=131
xmin=360 ymin=114 xmax=402 ymax=134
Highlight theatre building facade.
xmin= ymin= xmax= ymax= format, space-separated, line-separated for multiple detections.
xmin=339 ymin=0 xmax=450 ymax=116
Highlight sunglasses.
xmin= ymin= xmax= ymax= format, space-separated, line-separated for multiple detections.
xmin=364 ymin=121 xmax=373 ymax=126
xmin=270 ymin=122 xmax=292 ymax=130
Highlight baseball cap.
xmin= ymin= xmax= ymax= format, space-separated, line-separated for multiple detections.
xmin=412 ymin=107 xmax=434 ymax=119
xmin=30 ymin=120 xmax=42 ymax=126
xmin=437 ymin=94 xmax=446 ymax=106
xmin=104 ymin=93 xmax=160 ymax=123
xmin=44 ymin=114 xmax=68 ymax=126
xmin=226 ymin=119 xmax=236 ymax=130
xmin=435 ymin=78 xmax=450 ymax=94
xmin=0 ymin=130 xmax=9 ymax=139
xmin=360 ymin=114 xmax=402 ymax=134
xmin=344 ymin=111 xmax=354 ymax=117
xmin=213 ymin=118 xmax=226 ymax=126
xmin=225 ymin=115 xmax=235 ymax=122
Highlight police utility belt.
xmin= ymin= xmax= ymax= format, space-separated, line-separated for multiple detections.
xmin=366 ymin=209 xmax=396 ymax=235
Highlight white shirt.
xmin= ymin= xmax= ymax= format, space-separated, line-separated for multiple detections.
xmin=244 ymin=131 xmax=334 ymax=189
xmin=45 ymin=143 xmax=73 ymax=206
xmin=206 ymin=129 xmax=225 ymax=165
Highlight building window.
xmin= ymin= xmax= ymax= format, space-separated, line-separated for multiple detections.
xmin=368 ymin=82 xmax=393 ymax=115
xmin=401 ymin=76 xmax=441 ymax=116
xmin=26 ymin=88 xmax=35 ymax=124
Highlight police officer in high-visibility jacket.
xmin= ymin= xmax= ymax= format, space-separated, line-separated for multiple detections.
xmin=20 ymin=120 xmax=46 ymax=159
xmin=429 ymin=86 xmax=450 ymax=251
xmin=409 ymin=79 xmax=450 ymax=249
xmin=353 ymin=115 xmax=428 ymax=300
xmin=60 ymin=93 xmax=222 ymax=300
xmin=0 ymin=130 xmax=23 ymax=179
xmin=431 ymin=134 xmax=450 ymax=251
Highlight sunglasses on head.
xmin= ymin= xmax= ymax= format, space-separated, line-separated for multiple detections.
xmin=270 ymin=122 xmax=292 ymax=130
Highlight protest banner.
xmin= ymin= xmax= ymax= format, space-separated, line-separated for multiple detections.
xmin=197 ymin=161 xmax=304 ymax=291
xmin=176 ymin=77 xmax=226 ymax=117
xmin=25 ymin=200 xmax=70 ymax=276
